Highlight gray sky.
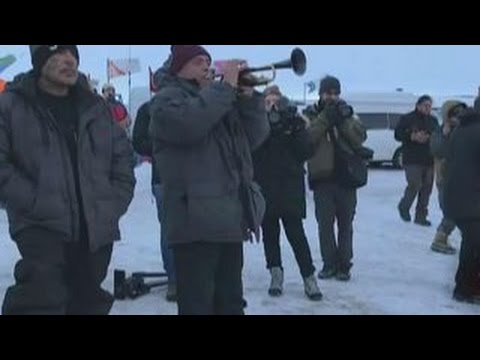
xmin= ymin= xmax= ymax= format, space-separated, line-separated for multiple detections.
xmin=2 ymin=45 xmax=480 ymax=100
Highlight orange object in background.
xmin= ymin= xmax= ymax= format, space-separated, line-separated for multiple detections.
xmin=0 ymin=79 xmax=6 ymax=93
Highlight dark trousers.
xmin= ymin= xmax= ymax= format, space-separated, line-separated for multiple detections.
xmin=173 ymin=242 xmax=244 ymax=316
xmin=262 ymin=215 xmax=315 ymax=278
xmin=399 ymin=165 xmax=434 ymax=219
xmin=455 ymin=220 xmax=480 ymax=296
xmin=313 ymin=182 xmax=357 ymax=271
xmin=152 ymin=184 xmax=176 ymax=284
xmin=2 ymin=227 xmax=113 ymax=315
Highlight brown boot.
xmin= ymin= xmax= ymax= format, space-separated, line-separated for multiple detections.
xmin=431 ymin=231 xmax=456 ymax=255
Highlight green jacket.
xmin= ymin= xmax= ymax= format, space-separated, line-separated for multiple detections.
xmin=307 ymin=108 xmax=367 ymax=186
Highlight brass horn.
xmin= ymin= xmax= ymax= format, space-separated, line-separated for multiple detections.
xmin=238 ymin=48 xmax=307 ymax=87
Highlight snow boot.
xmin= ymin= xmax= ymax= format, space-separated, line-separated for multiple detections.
xmin=431 ymin=231 xmax=456 ymax=255
xmin=268 ymin=267 xmax=284 ymax=297
xmin=304 ymin=275 xmax=323 ymax=301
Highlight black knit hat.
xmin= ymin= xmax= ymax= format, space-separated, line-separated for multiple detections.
xmin=416 ymin=95 xmax=433 ymax=107
xmin=319 ymin=75 xmax=341 ymax=95
xmin=29 ymin=45 xmax=79 ymax=76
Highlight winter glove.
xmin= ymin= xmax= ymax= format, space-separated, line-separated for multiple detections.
xmin=324 ymin=104 xmax=343 ymax=128
xmin=335 ymin=100 xmax=354 ymax=123
xmin=289 ymin=115 xmax=307 ymax=133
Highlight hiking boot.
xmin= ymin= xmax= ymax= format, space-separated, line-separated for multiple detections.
xmin=336 ymin=271 xmax=352 ymax=282
xmin=431 ymin=231 xmax=456 ymax=255
xmin=398 ymin=204 xmax=411 ymax=222
xmin=415 ymin=217 xmax=432 ymax=227
xmin=268 ymin=267 xmax=284 ymax=297
xmin=453 ymin=288 xmax=480 ymax=305
xmin=318 ymin=267 xmax=337 ymax=280
xmin=304 ymin=275 xmax=323 ymax=301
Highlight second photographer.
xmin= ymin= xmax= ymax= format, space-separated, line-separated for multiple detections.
xmin=253 ymin=86 xmax=323 ymax=301
xmin=306 ymin=76 xmax=368 ymax=282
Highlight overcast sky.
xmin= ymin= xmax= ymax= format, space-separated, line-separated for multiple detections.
xmin=2 ymin=45 xmax=480 ymax=100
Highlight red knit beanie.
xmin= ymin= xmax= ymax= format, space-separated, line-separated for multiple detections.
xmin=169 ymin=45 xmax=211 ymax=75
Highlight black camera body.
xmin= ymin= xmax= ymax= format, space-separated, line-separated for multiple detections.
xmin=302 ymin=100 xmax=353 ymax=124
xmin=302 ymin=104 xmax=320 ymax=118
xmin=269 ymin=98 xmax=304 ymax=134
xmin=336 ymin=101 xmax=354 ymax=120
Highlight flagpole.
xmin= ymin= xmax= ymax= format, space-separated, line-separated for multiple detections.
xmin=149 ymin=67 xmax=154 ymax=100
xmin=303 ymin=82 xmax=307 ymax=106
xmin=107 ymin=58 xmax=110 ymax=85
xmin=128 ymin=45 xmax=132 ymax=117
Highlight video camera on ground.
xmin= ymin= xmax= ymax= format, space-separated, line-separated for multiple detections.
xmin=114 ymin=270 xmax=168 ymax=300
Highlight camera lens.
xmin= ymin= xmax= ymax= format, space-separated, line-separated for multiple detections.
xmin=268 ymin=111 xmax=281 ymax=124
xmin=338 ymin=103 xmax=353 ymax=119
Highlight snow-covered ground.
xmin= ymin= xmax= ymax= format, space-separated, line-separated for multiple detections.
xmin=1 ymin=165 xmax=479 ymax=315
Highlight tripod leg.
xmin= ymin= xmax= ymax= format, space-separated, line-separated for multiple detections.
xmin=114 ymin=270 xmax=127 ymax=300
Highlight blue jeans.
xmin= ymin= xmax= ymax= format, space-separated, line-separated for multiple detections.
xmin=152 ymin=184 xmax=176 ymax=284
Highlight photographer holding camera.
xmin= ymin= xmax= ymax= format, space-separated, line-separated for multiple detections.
xmin=253 ymin=86 xmax=323 ymax=301
xmin=305 ymin=76 xmax=367 ymax=282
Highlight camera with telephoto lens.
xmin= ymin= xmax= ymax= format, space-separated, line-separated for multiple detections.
xmin=114 ymin=270 xmax=168 ymax=300
xmin=336 ymin=100 xmax=354 ymax=120
xmin=302 ymin=104 xmax=320 ymax=118
xmin=269 ymin=97 xmax=304 ymax=133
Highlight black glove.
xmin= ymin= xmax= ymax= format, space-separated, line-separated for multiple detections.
xmin=290 ymin=115 xmax=307 ymax=133
xmin=324 ymin=104 xmax=343 ymax=128
xmin=302 ymin=105 xmax=318 ymax=118
xmin=325 ymin=100 xmax=354 ymax=128
xmin=336 ymin=100 xmax=354 ymax=122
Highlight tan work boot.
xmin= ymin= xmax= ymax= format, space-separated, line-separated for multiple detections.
xmin=431 ymin=231 xmax=456 ymax=255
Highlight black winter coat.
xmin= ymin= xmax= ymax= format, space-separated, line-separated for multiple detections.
xmin=253 ymin=126 xmax=314 ymax=219
xmin=0 ymin=72 xmax=136 ymax=251
xmin=444 ymin=111 xmax=480 ymax=221
xmin=395 ymin=110 xmax=439 ymax=166
xmin=132 ymin=101 xmax=161 ymax=185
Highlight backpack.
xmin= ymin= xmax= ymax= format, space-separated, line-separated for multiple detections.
xmin=330 ymin=130 xmax=369 ymax=190
xmin=110 ymin=102 xmax=128 ymax=123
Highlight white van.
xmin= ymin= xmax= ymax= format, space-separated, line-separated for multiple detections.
xmin=343 ymin=92 xmax=420 ymax=168
xmin=298 ymin=92 xmax=475 ymax=168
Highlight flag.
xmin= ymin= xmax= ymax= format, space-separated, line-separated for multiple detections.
xmin=0 ymin=55 xmax=16 ymax=74
xmin=107 ymin=58 xmax=141 ymax=80
xmin=108 ymin=59 xmax=127 ymax=79
xmin=306 ymin=80 xmax=318 ymax=94
xmin=0 ymin=78 xmax=6 ymax=93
